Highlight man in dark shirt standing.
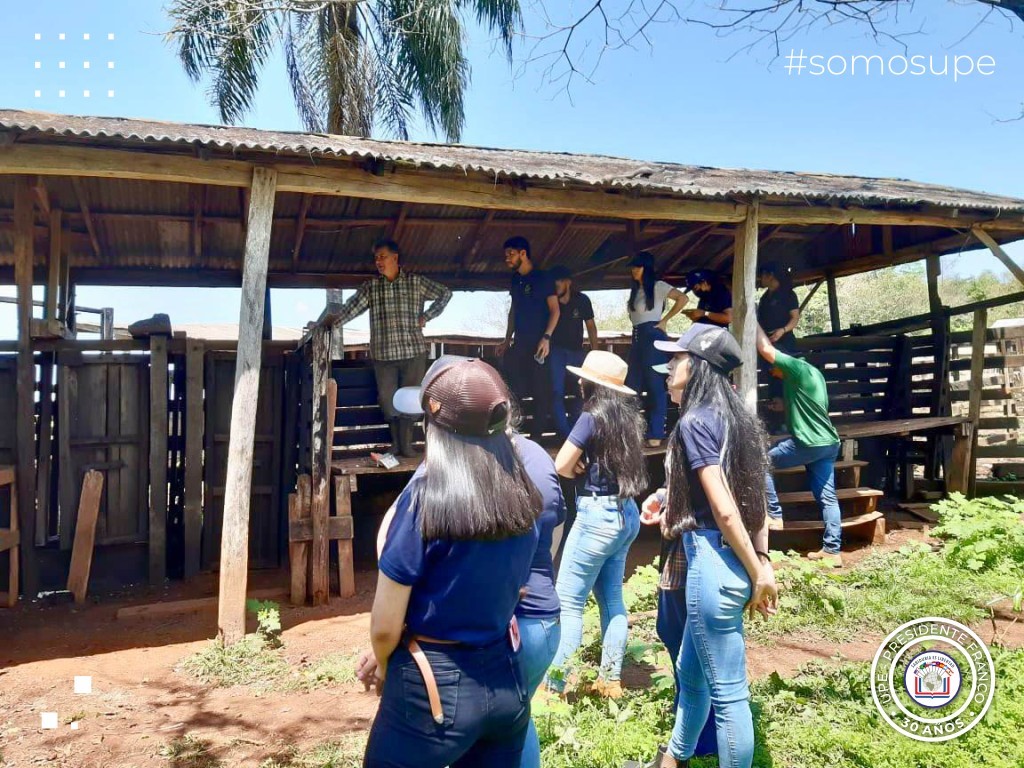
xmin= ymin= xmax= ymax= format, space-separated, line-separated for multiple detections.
xmin=756 ymin=262 xmax=801 ymax=352
xmin=547 ymin=266 xmax=598 ymax=438
xmin=681 ymin=269 xmax=733 ymax=327
xmin=497 ymin=236 xmax=561 ymax=440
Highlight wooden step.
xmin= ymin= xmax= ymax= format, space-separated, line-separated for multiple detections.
xmin=769 ymin=511 xmax=886 ymax=545
xmin=776 ymin=487 xmax=883 ymax=505
xmin=776 ymin=486 xmax=883 ymax=518
xmin=773 ymin=459 xmax=868 ymax=476
xmin=898 ymin=503 xmax=939 ymax=524
xmin=772 ymin=460 xmax=867 ymax=493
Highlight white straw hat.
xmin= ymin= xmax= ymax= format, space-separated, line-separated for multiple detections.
xmin=565 ymin=350 xmax=636 ymax=395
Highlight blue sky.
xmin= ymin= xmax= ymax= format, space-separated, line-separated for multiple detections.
xmin=0 ymin=1 xmax=1022 ymax=337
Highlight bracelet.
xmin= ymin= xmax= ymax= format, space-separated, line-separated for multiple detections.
xmin=755 ymin=550 xmax=771 ymax=561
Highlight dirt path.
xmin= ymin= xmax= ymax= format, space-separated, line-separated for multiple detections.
xmin=3 ymin=527 xmax=1021 ymax=767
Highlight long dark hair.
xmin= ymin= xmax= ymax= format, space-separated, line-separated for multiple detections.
xmin=580 ymin=381 xmax=649 ymax=498
xmin=628 ymin=252 xmax=658 ymax=313
xmin=416 ymin=419 xmax=542 ymax=541
xmin=663 ymin=356 xmax=769 ymax=538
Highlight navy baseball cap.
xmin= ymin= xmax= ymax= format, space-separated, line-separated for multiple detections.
xmin=652 ymin=325 xmax=743 ymax=375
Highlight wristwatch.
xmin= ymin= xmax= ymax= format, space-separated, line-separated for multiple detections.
xmin=542 ymin=333 xmax=552 ymax=340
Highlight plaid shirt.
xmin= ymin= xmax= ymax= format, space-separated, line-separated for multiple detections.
xmin=334 ymin=271 xmax=452 ymax=361
xmin=659 ymin=535 xmax=687 ymax=591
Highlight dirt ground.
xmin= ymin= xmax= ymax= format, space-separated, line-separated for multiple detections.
xmin=2 ymin=524 xmax=1021 ymax=768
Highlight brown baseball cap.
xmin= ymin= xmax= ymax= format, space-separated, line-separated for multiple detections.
xmin=393 ymin=356 xmax=511 ymax=437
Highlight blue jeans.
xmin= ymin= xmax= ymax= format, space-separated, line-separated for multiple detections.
xmin=548 ymin=347 xmax=586 ymax=438
xmin=657 ymin=588 xmax=718 ymax=757
xmin=516 ymin=616 xmax=561 ymax=768
xmin=765 ymin=439 xmax=842 ymax=554
xmin=668 ymin=530 xmax=753 ymax=768
xmin=364 ymin=638 xmax=530 ymax=768
xmin=546 ymin=495 xmax=641 ymax=691
xmin=625 ymin=322 xmax=669 ymax=439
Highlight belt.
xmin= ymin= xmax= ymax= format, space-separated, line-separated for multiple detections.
xmin=406 ymin=636 xmax=449 ymax=725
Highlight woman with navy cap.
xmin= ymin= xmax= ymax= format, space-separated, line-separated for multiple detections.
xmin=642 ymin=325 xmax=777 ymax=768
xmin=358 ymin=356 xmax=561 ymax=768
xmin=625 ymin=251 xmax=688 ymax=446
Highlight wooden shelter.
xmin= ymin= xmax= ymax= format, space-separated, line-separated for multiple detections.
xmin=2 ymin=109 xmax=1024 ymax=640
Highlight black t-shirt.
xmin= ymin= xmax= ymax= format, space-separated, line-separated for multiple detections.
xmin=672 ymin=406 xmax=727 ymax=530
xmin=567 ymin=412 xmax=619 ymax=496
xmin=550 ymin=292 xmax=594 ymax=350
xmin=511 ymin=269 xmax=557 ymax=343
xmin=757 ymin=287 xmax=800 ymax=348
xmin=695 ymin=284 xmax=733 ymax=328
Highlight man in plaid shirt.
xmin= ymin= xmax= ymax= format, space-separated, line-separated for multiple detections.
xmin=323 ymin=238 xmax=452 ymax=456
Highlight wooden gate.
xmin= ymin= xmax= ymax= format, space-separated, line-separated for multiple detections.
xmin=201 ymin=350 xmax=285 ymax=570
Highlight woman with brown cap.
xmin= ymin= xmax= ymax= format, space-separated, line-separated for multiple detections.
xmin=544 ymin=350 xmax=649 ymax=699
xmin=359 ymin=356 xmax=561 ymax=768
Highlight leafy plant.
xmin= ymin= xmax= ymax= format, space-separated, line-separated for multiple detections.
xmin=179 ymin=634 xmax=290 ymax=691
xmin=246 ymin=599 xmax=283 ymax=647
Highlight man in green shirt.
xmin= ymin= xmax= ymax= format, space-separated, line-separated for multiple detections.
xmin=756 ymin=324 xmax=843 ymax=566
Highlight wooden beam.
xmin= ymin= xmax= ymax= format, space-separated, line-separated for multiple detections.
xmin=32 ymin=176 xmax=51 ymax=217
xmin=334 ymin=474 xmax=355 ymax=599
xmin=539 ymin=215 xmax=577 ymax=267
xmin=148 ymin=335 xmax=169 ymax=585
xmin=967 ymin=308 xmax=987 ymax=496
xmin=882 ymin=225 xmax=894 ymax=257
xmin=191 ymin=185 xmax=206 ymax=265
xmin=926 ymin=256 xmax=942 ymax=315
xmin=635 ymin=224 xmax=695 ymax=252
xmin=826 ymin=274 xmax=841 ymax=333
xmin=239 ymin=187 xmax=250 ymax=233
xmin=799 ymin=280 xmax=823 ymax=312
xmin=973 ymin=226 xmax=1024 ymax=287
xmin=217 ymin=166 xmax=278 ymax=645
xmin=183 ymin=339 xmax=204 ymax=579
xmin=70 ymin=177 xmax=102 ymax=259
xmin=731 ymin=201 xmax=759 ymax=410
xmin=309 ymin=326 xmax=332 ymax=606
xmin=46 ymin=209 xmax=61 ymax=327
xmin=34 ymin=356 xmax=55 ymax=547
xmin=390 ymin=203 xmax=409 ymax=241
xmin=291 ymin=193 xmax=312 ymax=271
xmin=708 ymin=225 xmax=780 ymax=270
xmin=66 ymin=470 xmax=104 ymax=604
xmin=289 ymin=475 xmax=311 ymax=605
xmin=664 ymin=223 xmax=719 ymax=275
xmin=14 ymin=177 xmax=39 ymax=596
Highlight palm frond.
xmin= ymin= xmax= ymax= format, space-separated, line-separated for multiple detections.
xmin=457 ymin=0 xmax=522 ymax=60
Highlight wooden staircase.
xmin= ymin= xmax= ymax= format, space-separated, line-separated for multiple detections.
xmin=770 ymin=459 xmax=886 ymax=548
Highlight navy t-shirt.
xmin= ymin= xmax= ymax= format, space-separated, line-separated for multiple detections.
xmin=378 ymin=458 xmax=540 ymax=646
xmin=696 ymin=284 xmax=733 ymax=328
xmin=514 ymin=435 xmax=566 ymax=620
xmin=757 ymin=287 xmax=800 ymax=348
xmin=550 ymin=292 xmax=594 ymax=351
xmin=567 ymin=412 xmax=619 ymax=496
xmin=511 ymin=269 xmax=557 ymax=343
xmin=673 ymin=406 xmax=726 ymax=530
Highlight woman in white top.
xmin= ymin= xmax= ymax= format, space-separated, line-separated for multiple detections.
xmin=625 ymin=251 xmax=688 ymax=446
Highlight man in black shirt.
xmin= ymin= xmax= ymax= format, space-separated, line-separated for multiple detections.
xmin=681 ymin=269 xmax=733 ymax=327
xmin=497 ymin=236 xmax=561 ymax=440
xmin=547 ymin=266 xmax=598 ymax=437
xmin=756 ymin=262 xmax=801 ymax=352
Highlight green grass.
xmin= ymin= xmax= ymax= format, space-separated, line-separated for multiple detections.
xmin=159 ymin=735 xmax=222 ymax=768
xmin=178 ymin=635 xmax=359 ymax=693
xmin=259 ymin=735 xmax=367 ymax=768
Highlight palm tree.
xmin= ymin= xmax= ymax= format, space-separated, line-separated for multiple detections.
xmin=166 ymin=0 xmax=522 ymax=141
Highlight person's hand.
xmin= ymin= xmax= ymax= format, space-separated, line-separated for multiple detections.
xmin=682 ymin=308 xmax=705 ymax=321
xmin=748 ymin=564 xmax=779 ymax=620
xmin=496 ymin=340 xmax=511 ymax=357
xmin=640 ymin=491 xmax=665 ymax=526
xmin=356 ymin=651 xmax=384 ymax=694
xmin=535 ymin=338 xmax=550 ymax=360
xmin=573 ymin=459 xmax=586 ymax=476
xmin=419 ymin=314 xmax=427 ymax=328
xmin=768 ymin=328 xmax=785 ymax=343
xmin=655 ymin=319 xmax=668 ymax=333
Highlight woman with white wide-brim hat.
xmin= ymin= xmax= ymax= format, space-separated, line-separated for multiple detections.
xmin=544 ymin=350 xmax=649 ymax=699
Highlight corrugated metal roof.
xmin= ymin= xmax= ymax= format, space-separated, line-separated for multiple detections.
xmin=3 ymin=109 xmax=1024 ymax=212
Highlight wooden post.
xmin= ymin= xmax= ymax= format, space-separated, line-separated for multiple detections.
xmin=46 ymin=210 xmax=62 ymax=328
xmin=325 ymin=289 xmax=346 ymax=360
xmin=66 ymin=470 xmax=104 ymax=604
xmin=730 ymin=201 xmax=759 ymax=410
xmin=309 ymin=325 xmax=332 ymax=605
xmin=149 ymin=335 xmax=169 ymax=584
xmin=967 ymin=309 xmax=988 ymax=496
xmin=335 ymin=473 xmax=356 ymax=599
xmin=826 ymin=274 xmax=841 ymax=333
xmin=14 ymin=177 xmax=39 ymax=597
xmin=947 ymin=422 xmax=973 ymax=495
xmin=34 ymin=355 xmax=55 ymax=547
xmin=183 ymin=339 xmax=204 ymax=579
xmin=926 ymin=256 xmax=942 ymax=315
xmin=289 ymin=474 xmax=311 ymax=605
xmin=217 ymin=167 xmax=278 ymax=645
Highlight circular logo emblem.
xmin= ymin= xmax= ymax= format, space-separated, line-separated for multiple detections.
xmin=871 ymin=617 xmax=995 ymax=742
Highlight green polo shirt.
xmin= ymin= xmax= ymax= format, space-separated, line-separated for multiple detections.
xmin=775 ymin=351 xmax=840 ymax=447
